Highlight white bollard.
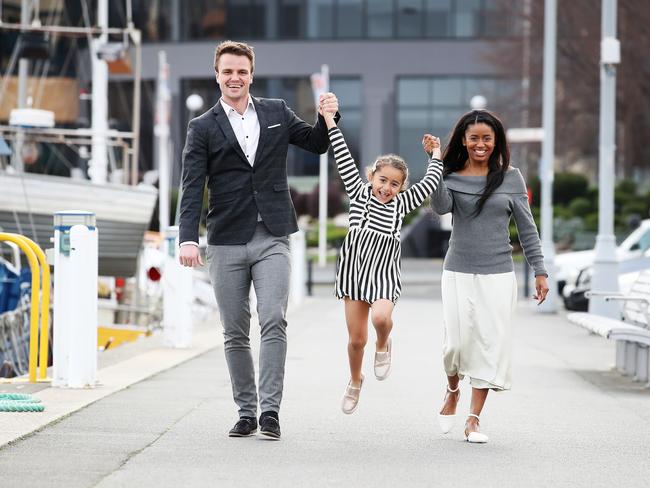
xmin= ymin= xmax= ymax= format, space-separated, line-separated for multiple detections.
xmin=52 ymin=212 xmax=98 ymax=388
xmin=162 ymin=226 xmax=193 ymax=348
xmin=289 ymin=230 xmax=307 ymax=306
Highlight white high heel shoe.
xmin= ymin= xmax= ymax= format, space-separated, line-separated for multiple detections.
xmin=437 ymin=385 xmax=460 ymax=434
xmin=464 ymin=413 xmax=489 ymax=443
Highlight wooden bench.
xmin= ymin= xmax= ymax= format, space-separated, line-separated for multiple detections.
xmin=567 ymin=269 xmax=650 ymax=384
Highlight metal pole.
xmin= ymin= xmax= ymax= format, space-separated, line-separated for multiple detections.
xmin=317 ymin=64 xmax=329 ymax=267
xmin=589 ymin=0 xmax=620 ymax=318
xmin=537 ymin=0 xmax=558 ymax=313
xmin=13 ymin=0 xmax=31 ymax=173
xmin=155 ymin=50 xmax=171 ymax=232
xmin=131 ymin=29 xmax=142 ymax=185
xmin=522 ymin=0 xmax=532 ymax=300
xmin=89 ymin=0 xmax=108 ymax=184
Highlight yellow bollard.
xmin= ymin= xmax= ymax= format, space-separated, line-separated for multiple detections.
xmin=0 ymin=233 xmax=41 ymax=383
xmin=12 ymin=235 xmax=51 ymax=381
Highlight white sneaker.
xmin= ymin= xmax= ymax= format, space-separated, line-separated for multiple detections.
xmin=374 ymin=338 xmax=392 ymax=380
xmin=341 ymin=375 xmax=364 ymax=414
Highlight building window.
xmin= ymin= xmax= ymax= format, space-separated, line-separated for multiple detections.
xmin=336 ymin=0 xmax=363 ymax=38
xmin=367 ymin=0 xmax=394 ymax=38
xmin=306 ymin=0 xmax=335 ymax=38
xmin=397 ymin=0 xmax=424 ymax=38
xmin=397 ymin=76 xmax=522 ymax=181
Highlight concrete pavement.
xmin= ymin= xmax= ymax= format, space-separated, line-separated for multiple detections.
xmin=1 ymin=281 xmax=650 ymax=487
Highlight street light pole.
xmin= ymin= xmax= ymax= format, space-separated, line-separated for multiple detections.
xmin=538 ymin=0 xmax=558 ymax=312
xmin=589 ymin=0 xmax=620 ymax=318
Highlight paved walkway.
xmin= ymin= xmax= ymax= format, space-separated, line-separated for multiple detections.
xmin=1 ymin=263 xmax=650 ymax=487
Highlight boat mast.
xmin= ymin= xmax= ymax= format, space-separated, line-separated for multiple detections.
xmin=89 ymin=0 xmax=108 ymax=184
xmin=13 ymin=0 xmax=37 ymax=173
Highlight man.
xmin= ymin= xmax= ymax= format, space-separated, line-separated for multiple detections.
xmin=178 ymin=40 xmax=339 ymax=440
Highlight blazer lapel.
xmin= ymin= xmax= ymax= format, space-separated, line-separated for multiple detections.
xmin=212 ymin=102 xmax=249 ymax=166
xmin=252 ymin=97 xmax=268 ymax=166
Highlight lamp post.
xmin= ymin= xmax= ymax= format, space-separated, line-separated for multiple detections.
xmin=589 ymin=0 xmax=620 ymax=318
xmin=538 ymin=0 xmax=558 ymax=313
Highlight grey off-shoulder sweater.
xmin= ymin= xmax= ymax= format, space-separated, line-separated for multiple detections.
xmin=430 ymin=167 xmax=547 ymax=277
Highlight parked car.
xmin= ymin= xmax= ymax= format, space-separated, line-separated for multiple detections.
xmin=562 ymin=250 xmax=650 ymax=311
xmin=555 ymin=219 xmax=650 ymax=295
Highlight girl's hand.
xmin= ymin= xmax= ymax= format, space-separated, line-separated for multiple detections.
xmin=533 ymin=275 xmax=550 ymax=305
xmin=422 ymin=134 xmax=442 ymax=160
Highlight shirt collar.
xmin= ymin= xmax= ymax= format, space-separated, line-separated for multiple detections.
xmin=220 ymin=96 xmax=255 ymax=116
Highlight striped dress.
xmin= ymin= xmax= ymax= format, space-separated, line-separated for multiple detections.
xmin=330 ymin=127 xmax=443 ymax=304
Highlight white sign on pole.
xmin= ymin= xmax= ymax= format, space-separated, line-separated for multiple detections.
xmin=507 ymin=127 xmax=545 ymax=143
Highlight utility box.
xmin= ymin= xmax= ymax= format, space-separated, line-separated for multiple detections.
xmin=52 ymin=211 xmax=98 ymax=388
xmin=162 ymin=226 xmax=193 ymax=348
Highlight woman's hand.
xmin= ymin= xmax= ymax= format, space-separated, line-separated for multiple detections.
xmin=422 ymin=134 xmax=441 ymax=160
xmin=533 ymin=275 xmax=550 ymax=305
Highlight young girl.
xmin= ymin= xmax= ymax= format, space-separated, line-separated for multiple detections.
xmin=321 ymin=107 xmax=443 ymax=415
xmin=424 ymin=110 xmax=549 ymax=443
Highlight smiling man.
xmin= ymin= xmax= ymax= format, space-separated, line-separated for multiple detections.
xmin=178 ymin=41 xmax=339 ymax=440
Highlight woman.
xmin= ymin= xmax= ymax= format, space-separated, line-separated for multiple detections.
xmin=423 ymin=110 xmax=549 ymax=444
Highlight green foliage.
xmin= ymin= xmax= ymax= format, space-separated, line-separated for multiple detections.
xmin=553 ymin=173 xmax=589 ymax=205
xmin=584 ymin=213 xmax=599 ymax=231
xmin=568 ymin=197 xmax=592 ymax=217
xmin=306 ymin=223 xmax=349 ymax=248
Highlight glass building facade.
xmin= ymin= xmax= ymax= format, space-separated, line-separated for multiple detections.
xmin=118 ymin=0 xmax=522 ymax=42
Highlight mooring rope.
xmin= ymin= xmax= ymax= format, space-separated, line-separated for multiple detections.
xmin=0 ymin=393 xmax=44 ymax=412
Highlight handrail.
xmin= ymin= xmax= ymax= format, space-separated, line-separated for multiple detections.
xmin=0 ymin=233 xmax=50 ymax=382
xmin=14 ymin=235 xmax=52 ymax=380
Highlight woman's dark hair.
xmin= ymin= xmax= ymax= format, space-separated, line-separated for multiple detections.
xmin=442 ymin=109 xmax=510 ymax=216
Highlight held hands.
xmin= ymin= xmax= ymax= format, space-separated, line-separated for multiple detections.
xmin=533 ymin=275 xmax=550 ymax=305
xmin=422 ymin=134 xmax=442 ymax=160
xmin=319 ymin=92 xmax=339 ymax=128
xmin=179 ymin=244 xmax=203 ymax=267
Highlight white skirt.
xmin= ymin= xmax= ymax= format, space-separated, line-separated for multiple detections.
xmin=440 ymin=270 xmax=518 ymax=390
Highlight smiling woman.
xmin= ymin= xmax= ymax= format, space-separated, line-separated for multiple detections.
xmin=429 ymin=109 xmax=548 ymax=444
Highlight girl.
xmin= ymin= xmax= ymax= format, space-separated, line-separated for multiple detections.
xmin=320 ymin=107 xmax=443 ymax=415
xmin=423 ymin=110 xmax=549 ymax=443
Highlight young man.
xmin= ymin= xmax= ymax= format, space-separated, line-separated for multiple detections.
xmin=178 ymin=40 xmax=339 ymax=440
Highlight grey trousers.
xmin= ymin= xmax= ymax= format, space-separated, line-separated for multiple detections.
xmin=206 ymin=223 xmax=291 ymax=418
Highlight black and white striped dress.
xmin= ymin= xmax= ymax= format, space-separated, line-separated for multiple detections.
xmin=330 ymin=127 xmax=443 ymax=304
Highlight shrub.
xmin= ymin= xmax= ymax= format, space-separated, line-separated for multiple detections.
xmin=568 ymin=197 xmax=592 ymax=217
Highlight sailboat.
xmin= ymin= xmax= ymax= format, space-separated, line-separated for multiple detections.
xmin=0 ymin=0 xmax=157 ymax=277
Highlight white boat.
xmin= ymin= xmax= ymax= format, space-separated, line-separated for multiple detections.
xmin=0 ymin=172 xmax=156 ymax=276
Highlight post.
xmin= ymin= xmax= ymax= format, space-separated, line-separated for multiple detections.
xmin=589 ymin=0 xmax=620 ymax=318
xmin=162 ymin=226 xmax=193 ymax=348
xmin=538 ymin=0 xmax=558 ymax=312
xmin=317 ymin=64 xmax=329 ymax=267
xmin=289 ymin=230 xmax=307 ymax=306
xmin=89 ymin=0 xmax=109 ymax=184
xmin=155 ymin=50 xmax=171 ymax=231
xmin=52 ymin=211 xmax=98 ymax=388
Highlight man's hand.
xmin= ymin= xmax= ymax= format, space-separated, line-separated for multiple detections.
xmin=179 ymin=244 xmax=204 ymax=267
xmin=319 ymin=92 xmax=339 ymax=117
xmin=422 ymin=133 xmax=442 ymax=160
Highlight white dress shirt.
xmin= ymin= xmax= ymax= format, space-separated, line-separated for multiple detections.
xmin=180 ymin=96 xmax=261 ymax=248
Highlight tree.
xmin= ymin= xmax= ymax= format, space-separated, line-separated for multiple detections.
xmin=486 ymin=0 xmax=650 ymax=180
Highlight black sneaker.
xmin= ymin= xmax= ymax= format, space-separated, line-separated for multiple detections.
xmin=228 ymin=417 xmax=257 ymax=437
xmin=259 ymin=413 xmax=281 ymax=440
